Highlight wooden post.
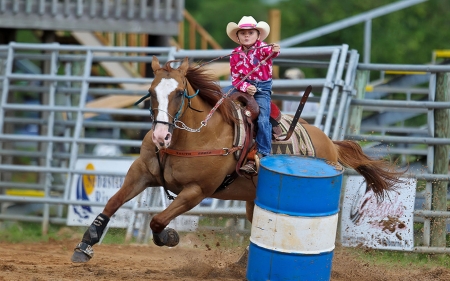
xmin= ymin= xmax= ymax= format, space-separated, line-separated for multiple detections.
xmin=268 ymin=9 xmax=280 ymax=78
xmin=189 ymin=22 xmax=196 ymax=50
xmin=178 ymin=18 xmax=185 ymax=49
xmin=139 ymin=34 xmax=148 ymax=77
xmin=431 ymin=72 xmax=450 ymax=247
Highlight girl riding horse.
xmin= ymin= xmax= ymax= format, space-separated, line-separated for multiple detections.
xmin=71 ymin=56 xmax=404 ymax=264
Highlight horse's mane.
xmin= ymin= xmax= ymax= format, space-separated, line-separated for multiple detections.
xmin=168 ymin=60 xmax=237 ymax=126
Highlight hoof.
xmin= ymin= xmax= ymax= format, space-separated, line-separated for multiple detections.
xmin=71 ymin=242 xmax=94 ymax=263
xmin=71 ymin=251 xmax=91 ymax=263
xmin=153 ymin=227 xmax=180 ymax=247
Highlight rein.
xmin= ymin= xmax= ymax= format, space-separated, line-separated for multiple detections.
xmin=159 ymin=146 xmax=241 ymax=157
xmin=135 ymin=44 xmax=275 ymax=132
xmin=200 ymin=50 xmax=276 ymax=129
xmin=196 ymin=44 xmax=274 ymax=68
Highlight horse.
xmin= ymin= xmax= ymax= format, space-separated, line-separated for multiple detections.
xmin=71 ymin=56 xmax=403 ymax=263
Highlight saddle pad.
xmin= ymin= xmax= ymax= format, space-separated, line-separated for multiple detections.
xmin=271 ymin=114 xmax=315 ymax=157
xmin=232 ymin=104 xmax=315 ymax=158
xmin=232 ymin=102 xmax=248 ymax=160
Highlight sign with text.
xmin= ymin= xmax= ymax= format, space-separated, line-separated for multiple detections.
xmin=66 ymin=158 xmax=199 ymax=232
xmin=67 ymin=158 xmax=136 ymax=228
xmin=340 ymin=176 xmax=416 ymax=251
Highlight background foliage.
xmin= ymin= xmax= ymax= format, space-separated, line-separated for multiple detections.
xmin=186 ymin=0 xmax=450 ymax=65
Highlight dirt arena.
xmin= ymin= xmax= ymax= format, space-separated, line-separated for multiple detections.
xmin=1 ymin=233 xmax=450 ymax=281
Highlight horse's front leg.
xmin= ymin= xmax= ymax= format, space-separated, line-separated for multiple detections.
xmin=71 ymin=160 xmax=152 ymax=263
xmin=151 ymin=184 xmax=206 ymax=247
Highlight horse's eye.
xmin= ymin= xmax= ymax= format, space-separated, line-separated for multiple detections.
xmin=177 ymin=89 xmax=184 ymax=96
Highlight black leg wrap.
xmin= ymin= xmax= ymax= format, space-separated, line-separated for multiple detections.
xmin=152 ymin=228 xmax=180 ymax=247
xmin=72 ymin=213 xmax=110 ymax=263
xmin=81 ymin=213 xmax=110 ymax=245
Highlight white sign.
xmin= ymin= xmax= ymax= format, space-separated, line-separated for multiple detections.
xmin=67 ymin=158 xmax=199 ymax=232
xmin=340 ymin=176 xmax=416 ymax=251
xmin=67 ymin=158 xmax=136 ymax=228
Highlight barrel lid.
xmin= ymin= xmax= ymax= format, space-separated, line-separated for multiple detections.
xmin=260 ymin=155 xmax=343 ymax=178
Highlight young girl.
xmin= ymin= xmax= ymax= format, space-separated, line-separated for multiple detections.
xmin=226 ymin=16 xmax=280 ymax=173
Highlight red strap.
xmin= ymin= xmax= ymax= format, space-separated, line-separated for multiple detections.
xmin=159 ymin=146 xmax=242 ymax=157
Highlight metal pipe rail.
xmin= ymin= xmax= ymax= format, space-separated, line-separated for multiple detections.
xmin=174 ymin=46 xmax=345 ymax=60
xmin=0 ymin=134 xmax=143 ymax=147
xmin=344 ymin=169 xmax=450 ymax=181
xmin=346 ymin=134 xmax=450 ymax=145
xmin=5 ymin=42 xmax=174 ymax=53
xmin=0 ymin=164 xmax=133 ymax=176
xmin=0 ymin=195 xmax=133 ymax=207
xmin=0 ymin=195 xmax=245 ymax=216
xmin=3 ymin=117 xmax=152 ymax=130
xmin=2 ymin=104 xmax=150 ymax=116
xmin=351 ymin=99 xmax=450 ymax=109
xmin=358 ymin=63 xmax=450 ymax=72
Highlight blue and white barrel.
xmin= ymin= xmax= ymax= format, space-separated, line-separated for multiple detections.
xmin=247 ymin=155 xmax=343 ymax=281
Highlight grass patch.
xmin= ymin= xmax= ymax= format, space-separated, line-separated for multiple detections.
xmin=0 ymin=221 xmax=141 ymax=245
xmin=349 ymin=247 xmax=450 ymax=269
xmin=100 ymin=227 xmax=129 ymax=244
xmin=0 ymin=221 xmax=77 ymax=243
xmin=0 ymin=220 xmax=250 ymax=248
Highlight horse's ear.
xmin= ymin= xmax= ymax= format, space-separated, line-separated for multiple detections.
xmin=177 ymin=57 xmax=189 ymax=75
xmin=151 ymin=56 xmax=161 ymax=72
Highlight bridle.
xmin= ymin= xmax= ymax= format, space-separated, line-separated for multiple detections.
xmin=134 ymin=76 xmax=206 ymax=201
xmin=134 ymin=77 xmax=202 ymax=133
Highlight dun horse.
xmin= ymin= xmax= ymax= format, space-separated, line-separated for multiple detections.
xmin=71 ymin=56 xmax=403 ymax=263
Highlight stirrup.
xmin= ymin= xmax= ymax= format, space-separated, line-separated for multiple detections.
xmin=240 ymin=160 xmax=257 ymax=174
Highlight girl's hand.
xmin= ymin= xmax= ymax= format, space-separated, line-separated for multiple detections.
xmin=246 ymin=85 xmax=257 ymax=96
xmin=272 ymin=43 xmax=280 ymax=53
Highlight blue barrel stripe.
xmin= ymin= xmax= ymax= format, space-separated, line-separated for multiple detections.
xmin=255 ymin=155 xmax=343 ymax=217
xmin=247 ymin=243 xmax=334 ymax=281
xmin=247 ymin=155 xmax=343 ymax=281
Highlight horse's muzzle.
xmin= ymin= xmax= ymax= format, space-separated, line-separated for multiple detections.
xmin=152 ymin=124 xmax=172 ymax=148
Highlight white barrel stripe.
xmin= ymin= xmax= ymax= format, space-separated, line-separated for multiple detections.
xmin=250 ymin=205 xmax=338 ymax=254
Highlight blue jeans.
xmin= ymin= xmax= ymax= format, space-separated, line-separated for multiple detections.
xmin=222 ymin=80 xmax=272 ymax=156
xmin=251 ymin=80 xmax=272 ymax=156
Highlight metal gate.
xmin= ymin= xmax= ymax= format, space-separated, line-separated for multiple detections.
xmin=0 ymin=42 xmax=356 ymax=234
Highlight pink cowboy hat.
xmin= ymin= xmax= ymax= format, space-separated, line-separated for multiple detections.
xmin=226 ymin=16 xmax=270 ymax=44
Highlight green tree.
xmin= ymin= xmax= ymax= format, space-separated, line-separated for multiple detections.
xmin=186 ymin=0 xmax=450 ymax=65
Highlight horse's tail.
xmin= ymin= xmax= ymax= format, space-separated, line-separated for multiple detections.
xmin=333 ymin=140 xmax=405 ymax=200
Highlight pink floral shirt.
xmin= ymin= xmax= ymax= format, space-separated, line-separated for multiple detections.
xmin=230 ymin=40 xmax=280 ymax=92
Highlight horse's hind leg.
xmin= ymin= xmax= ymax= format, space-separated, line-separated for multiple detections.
xmin=71 ymin=159 xmax=153 ymax=263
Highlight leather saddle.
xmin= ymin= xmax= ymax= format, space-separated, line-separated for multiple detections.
xmin=230 ymin=91 xmax=283 ymax=139
xmin=230 ymin=92 xmax=282 ymax=175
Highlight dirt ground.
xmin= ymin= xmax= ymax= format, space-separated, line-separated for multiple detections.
xmin=1 ymin=232 xmax=450 ymax=281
